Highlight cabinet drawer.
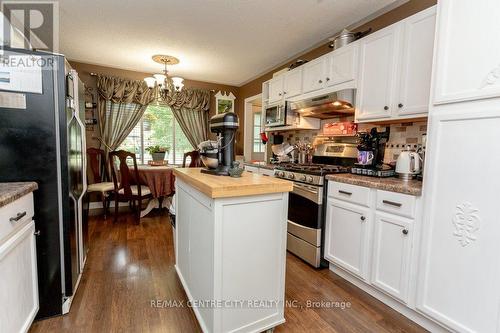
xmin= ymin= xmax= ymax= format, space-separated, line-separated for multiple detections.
xmin=0 ymin=193 xmax=34 ymax=244
xmin=328 ymin=181 xmax=371 ymax=207
xmin=376 ymin=190 xmax=415 ymax=218
xmin=259 ymin=168 xmax=275 ymax=177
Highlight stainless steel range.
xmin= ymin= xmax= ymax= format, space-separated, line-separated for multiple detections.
xmin=274 ymin=142 xmax=358 ymax=268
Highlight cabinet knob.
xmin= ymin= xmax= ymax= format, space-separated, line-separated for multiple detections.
xmin=398 ymin=103 xmax=404 ymax=108
xmin=318 ymin=80 xmax=323 ymax=84
xmin=326 ymin=77 xmax=330 ymax=81
xmin=402 ymin=229 xmax=409 ymax=235
xmin=278 ymin=92 xmax=282 ymax=96
xmin=360 ymin=216 xmax=366 ymax=221
xmin=34 ymin=230 xmax=41 ymax=236
xmin=283 ymin=91 xmax=287 ymax=95
xmin=384 ymin=106 xmax=389 ymax=110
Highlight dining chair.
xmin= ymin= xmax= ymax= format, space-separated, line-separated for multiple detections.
xmin=86 ymin=148 xmax=115 ymax=219
xmin=109 ymin=150 xmax=152 ymax=222
xmin=182 ymin=150 xmax=203 ymax=168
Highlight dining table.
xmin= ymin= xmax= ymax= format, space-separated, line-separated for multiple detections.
xmin=130 ymin=164 xmax=176 ymax=217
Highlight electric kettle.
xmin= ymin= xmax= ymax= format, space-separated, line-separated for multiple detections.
xmin=396 ymin=147 xmax=422 ymax=180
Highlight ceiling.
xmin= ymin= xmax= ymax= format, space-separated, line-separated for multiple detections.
xmin=59 ymin=0 xmax=400 ymax=86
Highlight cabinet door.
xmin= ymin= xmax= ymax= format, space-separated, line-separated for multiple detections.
xmin=327 ymin=43 xmax=359 ymax=86
xmin=0 ymin=221 xmax=38 ymax=333
xmin=371 ymin=212 xmax=412 ymax=303
xmin=268 ymin=76 xmax=284 ymax=103
xmin=433 ymin=0 xmax=500 ymax=104
xmin=283 ymin=69 xmax=302 ymax=98
xmin=356 ymin=24 xmax=401 ymax=121
xmin=302 ymin=57 xmax=327 ymax=93
xmin=396 ymin=6 xmax=436 ymax=117
xmin=417 ymin=107 xmax=500 ymax=333
xmin=324 ymin=199 xmax=371 ymax=280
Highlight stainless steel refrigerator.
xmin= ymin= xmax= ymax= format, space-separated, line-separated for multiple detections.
xmin=0 ymin=47 xmax=88 ymax=319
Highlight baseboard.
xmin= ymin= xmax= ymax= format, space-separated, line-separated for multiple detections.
xmin=329 ymin=264 xmax=448 ymax=333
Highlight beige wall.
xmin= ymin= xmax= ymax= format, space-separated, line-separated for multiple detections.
xmin=69 ymin=61 xmax=240 ymax=149
xmin=236 ymin=0 xmax=437 ymax=155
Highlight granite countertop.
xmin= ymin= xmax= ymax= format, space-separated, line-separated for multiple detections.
xmin=326 ymin=174 xmax=422 ymax=196
xmin=173 ymin=168 xmax=292 ymax=198
xmin=0 ymin=182 xmax=38 ymax=208
xmin=243 ymin=162 xmax=276 ymax=170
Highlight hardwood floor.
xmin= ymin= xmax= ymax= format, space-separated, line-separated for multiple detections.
xmin=29 ymin=211 xmax=426 ymax=333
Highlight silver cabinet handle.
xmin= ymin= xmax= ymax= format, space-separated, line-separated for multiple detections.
xmin=34 ymin=230 xmax=41 ymax=236
xmin=9 ymin=211 xmax=27 ymax=222
xmin=382 ymin=200 xmax=402 ymax=207
xmin=338 ymin=190 xmax=352 ymax=196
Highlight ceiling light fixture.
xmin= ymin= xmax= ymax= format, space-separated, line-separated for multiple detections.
xmin=144 ymin=54 xmax=184 ymax=93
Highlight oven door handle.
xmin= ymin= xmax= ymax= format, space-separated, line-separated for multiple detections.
xmin=292 ymin=183 xmax=322 ymax=204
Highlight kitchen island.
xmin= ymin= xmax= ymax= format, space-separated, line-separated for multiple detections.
xmin=172 ymin=168 xmax=293 ymax=333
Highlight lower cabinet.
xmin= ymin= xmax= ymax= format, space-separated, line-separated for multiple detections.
xmin=324 ymin=199 xmax=371 ymax=280
xmin=0 ymin=193 xmax=38 ymax=333
xmin=371 ymin=212 xmax=412 ymax=303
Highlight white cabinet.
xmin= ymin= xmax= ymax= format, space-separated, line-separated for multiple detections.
xmin=356 ymin=6 xmax=436 ymax=122
xmin=416 ymin=107 xmax=500 ymax=333
xmin=302 ymin=57 xmax=327 ymax=93
xmin=324 ymin=199 xmax=371 ymax=280
xmin=433 ymin=0 xmax=500 ymax=104
xmin=0 ymin=193 xmax=38 ymax=333
xmin=416 ymin=2 xmax=500 ymax=332
xmin=396 ymin=7 xmax=436 ymax=116
xmin=267 ymin=76 xmax=284 ymax=103
xmin=283 ymin=69 xmax=302 ymax=98
xmin=371 ymin=212 xmax=412 ymax=303
xmin=327 ymin=43 xmax=359 ymax=87
xmin=356 ymin=24 xmax=401 ymax=121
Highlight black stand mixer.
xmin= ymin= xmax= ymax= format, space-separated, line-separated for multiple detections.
xmin=200 ymin=112 xmax=239 ymax=176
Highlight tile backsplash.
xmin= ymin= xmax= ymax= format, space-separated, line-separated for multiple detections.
xmin=271 ymin=116 xmax=427 ymax=164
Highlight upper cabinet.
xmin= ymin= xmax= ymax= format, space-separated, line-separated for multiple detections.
xmin=356 ymin=6 xmax=436 ymax=122
xmin=327 ymin=43 xmax=359 ymax=87
xmin=433 ymin=0 xmax=500 ymax=105
xmin=283 ymin=68 xmax=303 ymax=98
xmin=302 ymin=57 xmax=328 ymax=93
xmin=267 ymin=75 xmax=284 ymax=103
xmin=397 ymin=7 xmax=436 ymax=116
xmin=356 ymin=24 xmax=401 ymax=121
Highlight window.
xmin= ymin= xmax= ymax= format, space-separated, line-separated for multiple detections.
xmin=253 ymin=112 xmax=264 ymax=153
xmin=119 ymin=104 xmax=193 ymax=165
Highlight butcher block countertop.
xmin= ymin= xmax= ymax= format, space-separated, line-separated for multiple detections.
xmin=173 ymin=168 xmax=293 ymax=198
xmin=0 ymin=182 xmax=38 ymax=208
xmin=326 ymin=174 xmax=422 ymax=196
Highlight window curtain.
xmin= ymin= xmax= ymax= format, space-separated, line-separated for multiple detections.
xmin=96 ymin=75 xmax=155 ymax=154
xmin=162 ymin=88 xmax=211 ymax=149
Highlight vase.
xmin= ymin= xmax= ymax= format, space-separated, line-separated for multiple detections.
xmin=151 ymin=152 xmax=166 ymax=161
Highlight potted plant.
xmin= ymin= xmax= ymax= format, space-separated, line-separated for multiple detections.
xmin=146 ymin=145 xmax=169 ymax=161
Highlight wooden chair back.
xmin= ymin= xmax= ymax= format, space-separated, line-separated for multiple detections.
xmin=87 ymin=148 xmax=109 ymax=184
xmin=109 ymin=150 xmax=141 ymax=198
xmin=182 ymin=150 xmax=203 ymax=168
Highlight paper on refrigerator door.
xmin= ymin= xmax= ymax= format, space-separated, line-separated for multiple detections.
xmin=0 ymin=54 xmax=43 ymax=94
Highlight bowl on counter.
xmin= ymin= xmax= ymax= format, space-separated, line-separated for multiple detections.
xmin=200 ymin=152 xmax=219 ymax=169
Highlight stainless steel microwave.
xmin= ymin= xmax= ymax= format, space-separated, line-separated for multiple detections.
xmin=265 ymin=101 xmax=290 ymax=127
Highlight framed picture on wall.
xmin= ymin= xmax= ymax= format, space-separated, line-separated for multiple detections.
xmin=215 ymin=91 xmax=236 ymax=114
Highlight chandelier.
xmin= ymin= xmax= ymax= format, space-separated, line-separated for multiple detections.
xmin=144 ymin=54 xmax=184 ymax=93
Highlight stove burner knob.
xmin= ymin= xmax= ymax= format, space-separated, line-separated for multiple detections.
xmin=278 ymin=171 xmax=285 ymax=177
xmin=300 ymin=175 xmax=307 ymax=181
xmin=307 ymin=176 xmax=314 ymax=183
xmin=288 ymin=173 xmax=295 ymax=180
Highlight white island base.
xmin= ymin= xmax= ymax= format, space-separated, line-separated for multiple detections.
xmin=173 ymin=170 xmax=291 ymax=333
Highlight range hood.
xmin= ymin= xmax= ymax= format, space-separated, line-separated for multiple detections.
xmin=290 ymin=89 xmax=355 ymax=119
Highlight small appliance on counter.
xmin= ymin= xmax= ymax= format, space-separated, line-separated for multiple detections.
xmin=396 ymin=146 xmax=423 ymax=180
xmin=200 ymin=112 xmax=239 ymax=176
xmin=352 ymin=127 xmax=395 ymax=177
